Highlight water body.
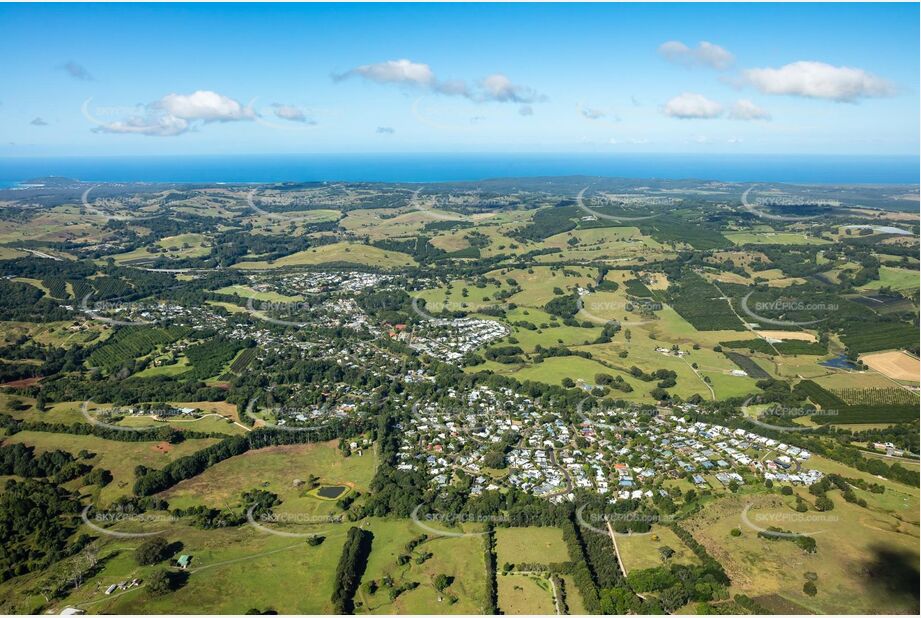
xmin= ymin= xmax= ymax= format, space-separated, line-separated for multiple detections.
xmin=821 ymin=354 xmax=858 ymax=370
xmin=0 ymin=153 xmax=918 ymax=185
xmin=316 ymin=485 xmax=347 ymax=499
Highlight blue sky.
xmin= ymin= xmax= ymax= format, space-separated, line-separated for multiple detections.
xmin=1 ymin=2 xmax=918 ymax=156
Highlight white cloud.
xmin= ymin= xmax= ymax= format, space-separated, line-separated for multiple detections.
xmin=729 ymin=99 xmax=771 ymax=121
xmin=742 ymin=61 xmax=894 ymax=102
xmin=271 ymin=103 xmax=312 ymax=123
xmin=335 ymin=59 xmax=435 ymax=86
xmin=94 ymin=90 xmax=254 ymax=137
xmin=518 ymin=105 xmax=534 ymax=116
xmin=30 ymin=117 xmax=48 ymax=126
xmin=334 ymin=59 xmax=544 ymax=106
xmin=663 ymin=93 xmax=723 ymax=119
xmin=480 ymin=74 xmax=543 ymax=104
xmin=659 ymin=41 xmax=734 ymax=70
xmin=376 ymin=126 xmax=395 ymax=134
xmin=157 ymin=90 xmax=254 ymax=122
xmin=93 ymin=114 xmax=190 ymax=137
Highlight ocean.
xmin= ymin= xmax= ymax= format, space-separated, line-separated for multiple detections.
xmin=0 ymin=153 xmax=917 ymax=186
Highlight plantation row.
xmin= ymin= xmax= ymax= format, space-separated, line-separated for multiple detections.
xmin=184 ymin=337 xmax=251 ymax=381
xmin=665 ymin=272 xmax=745 ymax=331
xmin=723 ymin=351 xmax=770 ymax=379
xmin=830 ymin=387 xmax=920 ymax=406
xmin=797 ymin=380 xmax=919 ymax=424
xmin=87 ymin=326 xmax=191 ymax=372
xmin=841 ymin=321 xmax=920 ymax=354
xmin=229 ymin=346 xmax=258 ymax=373
xmin=720 ymin=338 xmax=828 ymax=356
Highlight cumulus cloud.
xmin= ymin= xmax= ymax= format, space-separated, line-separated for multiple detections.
xmin=659 ymin=41 xmax=734 ymax=70
xmin=93 ymin=114 xmax=190 ymax=137
xmin=334 ymin=59 xmax=544 ymax=106
xmin=742 ymin=61 xmax=894 ymax=102
xmin=59 ymin=61 xmax=93 ymax=81
xmin=30 ymin=117 xmax=48 ymax=126
xmin=480 ymin=74 xmax=544 ymax=104
xmin=156 ymin=90 xmax=254 ymax=122
xmin=376 ymin=126 xmax=395 ymax=134
xmin=93 ymin=90 xmax=254 ymax=136
xmin=729 ymin=99 xmax=771 ymax=121
xmin=271 ymin=103 xmax=313 ymax=123
xmin=333 ymin=59 xmax=435 ymax=86
xmin=663 ymin=92 xmax=724 ymax=119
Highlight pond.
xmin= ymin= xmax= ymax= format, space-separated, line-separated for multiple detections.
xmin=821 ymin=354 xmax=857 ymax=370
xmin=316 ymin=485 xmax=348 ymax=499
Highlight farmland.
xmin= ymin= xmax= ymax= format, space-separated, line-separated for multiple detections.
xmin=0 ymin=175 xmax=917 ymax=616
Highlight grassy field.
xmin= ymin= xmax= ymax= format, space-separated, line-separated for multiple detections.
xmin=356 ymin=518 xmax=490 ymax=614
xmin=160 ymin=440 xmax=377 ymax=513
xmin=682 ymin=489 xmax=919 ymax=615
xmin=112 ymin=412 xmax=245 ymax=436
xmin=1 ymin=431 xmax=220 ymax=504
xmin=132 ymin=355 xmax=192 ymax=378
xmin=47 ymin=524 xmax=350 ymax=614
xmin=107 ymin=233 xmax=211 ymax=264
xmin=233 ymin=241 xmax=416 ymax=269
xmin=213 ymin=284 xmax=304 ymax=302
xmin=859 ymin=266 xmax=920 ymax=292
xmin=497 ymin=573 xmax=556 ymax=614
xmin=724 ymin=231 xmax=830 ymax=246
xmin=494 ymin=526 xmax=569 ymax=567
xmin=616 ymin=524 xmax=701 ymax=572
xmin=560 ymin=574 xmax=588 ymax=614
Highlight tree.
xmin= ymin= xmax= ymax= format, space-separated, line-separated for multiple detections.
xmin=146 ymin=569 xmax=173 ymax=595
xmin=803 ymin=581 xmax=817 ymax=596
xmin=433 ymin=574 xmax=451 ymax=592
xmin=135 ymin=537 xmax=171 ymax=566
